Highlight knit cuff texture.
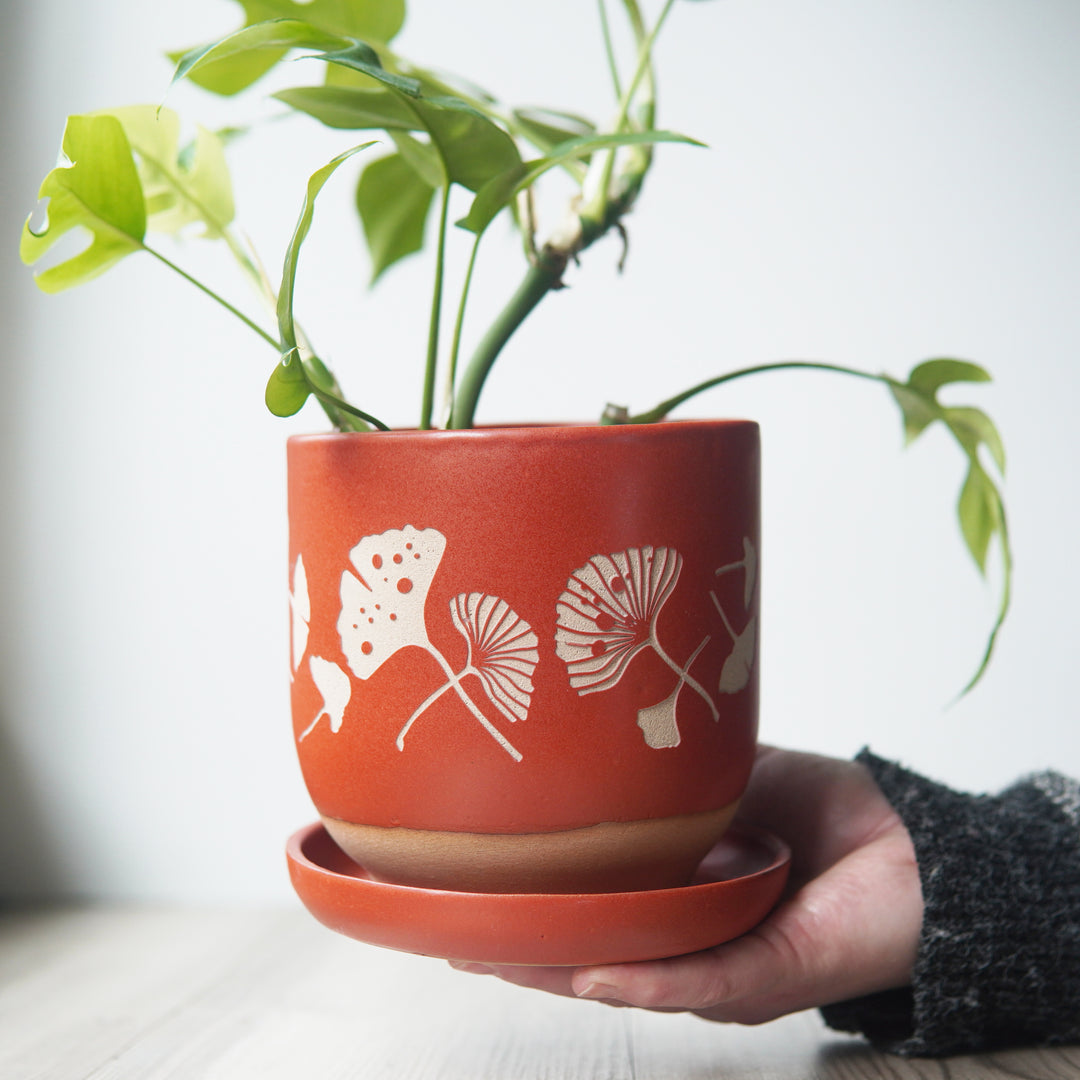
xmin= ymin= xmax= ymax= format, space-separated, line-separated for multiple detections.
xmin=820 ymin=749 xmax=1080 ymax=1056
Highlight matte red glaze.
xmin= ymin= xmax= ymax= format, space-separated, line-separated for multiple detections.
xmin=287 ymin=821 xmax=790 ymax=966
xmin=287 ymin=421 xmax=759 ymax=835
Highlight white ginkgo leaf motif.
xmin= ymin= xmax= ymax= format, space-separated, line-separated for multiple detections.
xmin=450 ymin=593 xmax=539 ymax=724
xmin=289 ymin=554 xmax=310 ymax=674
xmin=555 ymin=546 xmax=682 ymax=695
xmin=298 ymin=655 xmax=352 ymax=741
xmin=337 ymin=526 xmax=446 ymax=680
xmin=636 ymin=689 xmax=683 ymax=749
xmin=715 ymin=536 xmax=757 ymax=611
xmin=719 ymin=616 xmax=756 ymax=695
xmin=741 ymin=537 xmax=757 ymax=610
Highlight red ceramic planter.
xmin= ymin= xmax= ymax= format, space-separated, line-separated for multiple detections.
xmin=287 ymin=421 xmax=760 ymax=894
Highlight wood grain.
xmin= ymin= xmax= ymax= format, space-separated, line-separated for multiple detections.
xmin=0 ymin=906 xmax=1075 ymax=1079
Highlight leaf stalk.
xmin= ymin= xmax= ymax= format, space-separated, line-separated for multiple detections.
xmin=613 ymin=360 xmax=889 ymax=424
xmin=420 ymin=185 xmax=452 ymax=429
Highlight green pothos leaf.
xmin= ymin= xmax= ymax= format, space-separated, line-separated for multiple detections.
xmin=958 ymin=460 xmax=1000 ymax=573
xmin=888 ymin=357 xmax=1011 ymax=692
xmin=314 ymin=42 xmax=422 ymax=97
xmin=622 ymin=355 xmax=1011 ymax=694
xmin=888 ymin=359 xmax=1006 ymax=543
xmin=237 ymin=0 xmax=404 ymax=41
xmin=278 ymin=72 xmax=521 ymax=194
xmin=277 ymin=141 xmax=376 ymax=352
xmin=511 ymin=107 xmax=596 ymax=155
xmin=415 ymin=95 xmax=522 ymax=192
xmin=943 ymin=405 xmax=1006 ymax=474
xmin=171 ymin=20 xmax=350 ymax=91
xmin=98 ymin=106 xmax=235 ymax=237
xmin=909 ymin=357 xmax=991 ymax=397
xmin=268 ymin=141 xmax=385 ymax=427
xmin=266 ymin=347 xmax=387 ymax=431
xmin=20 ymin=113 xmax=146 ymax=292
xmin=356 ymin=152 xmax=437 ymax=282
xmin=458 ymin=129 xmax=705 ymax=235
xmin=388 ymin=132 xmax=445 ymax=189
xmin=171 ymin=0 xmax=405 ymax=95
xmin=273 ymin=85 xmax=419 ymax=131
xmin=168 ymin=43 xmax=287 ymax=97
xmin=265 ymin=346 xmax=309 ymax=416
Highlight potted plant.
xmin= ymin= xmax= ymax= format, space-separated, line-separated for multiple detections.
xmin=20 ymin=0 xmax=1009 ymax=958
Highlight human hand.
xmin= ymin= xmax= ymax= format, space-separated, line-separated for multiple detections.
xmin=450 ymin=746 xmax=923 ymax=1024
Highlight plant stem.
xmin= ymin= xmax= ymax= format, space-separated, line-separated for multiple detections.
xmin=580 ymin=0 xmax=671 ymax=229
xmin=421 ymin=184 xmax=451 ymax=430
xmin=443 ymin=233 xmax=483 ymax=425
xmin=597 ymin=0 xmax=623 ymax=100
xmin=615 ymin=0 xmax=672 ymax=134
xmin=145 ymin=237 xmax=371 ymax=431
xmin=956 ymin=500 xmax=1011 ymax=699
xmin=448 ymin=252 xmax=567 ymax=429
xmin=443 ymin=0 xmax=681 ymax=430
xmin=619 ymin=360 xmax=891 ymax=424
xmin=144 ymin=245 xmax=279 ymax=350
xmin=310 ymin=386 xmax=389 ymax=431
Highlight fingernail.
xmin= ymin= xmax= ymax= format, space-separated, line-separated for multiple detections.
xmin=575 ymin=981 xmax=621 ymax=1000
xmin=449 ymin=961 xmax=494 ymax=975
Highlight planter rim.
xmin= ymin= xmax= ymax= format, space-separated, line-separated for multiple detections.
xmin=288 ymin=417 xmax=757 ymax=449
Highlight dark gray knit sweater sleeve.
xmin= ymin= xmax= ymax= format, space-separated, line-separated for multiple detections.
xmin=820 ymin=749 xmax=1080 ymax=1056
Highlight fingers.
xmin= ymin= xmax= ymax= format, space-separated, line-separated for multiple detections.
xmin=568 ymin=911 xmax=814 ymax=1023
xmin=448 ymin=961 xmax=580 ymax=999
xmin=447 ymin=961 xmax=674 ymax=1010
xmin=447 ymin=750 xmax=923 ymax=1027
xmin=570 ymin=822 xmax=922 ymax=1024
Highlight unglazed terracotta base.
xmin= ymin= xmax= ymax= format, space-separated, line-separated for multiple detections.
xmin=321 ymin=801 xmax=739 ymax=894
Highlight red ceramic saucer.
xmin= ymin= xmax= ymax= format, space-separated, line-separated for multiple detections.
xmin=287 ymin=822 xmax=790 ymax=967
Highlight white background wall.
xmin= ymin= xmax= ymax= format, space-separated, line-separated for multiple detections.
xmin=2 ymin=0 xmax=1077 ymax=903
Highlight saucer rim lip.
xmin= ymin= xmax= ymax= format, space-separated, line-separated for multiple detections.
xmin=287 ymin=821 xmax=791 ymax=899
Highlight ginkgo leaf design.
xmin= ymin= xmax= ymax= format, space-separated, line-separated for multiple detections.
xmin=635 ymin=636 xmax=711 ymax=749
xmin=636 ymin=689 xmax=684 ymax=749
xmin=715 ymin=536 xmax=757 ymax=610
xmin=298 ymin=655 xmax=351 ymax=742
xmin=333 ymin=525 xmax=527 ymax=760
xmin=337 ymin=525 xmax=446 ymax=680
xmin=710 ymin=536 xmax=758 ymax=695
xmin=289 ymin=553 xmax=310 ymax=674
xmin=719 ymin=617 xmax=756 ymax=694
xmin=556 ymin=544 xmax=721 ymax=745
xmin=555 ymin=546 xmax=682 ymax=694
xmin=710 ymin=591 xmax=757 ymax=696
xmin=450 ymin=592 xmax=539 ymax=724
xmin=395 ymin=592 xmax=534 ymax=761
xmin=739 ymin=538 xmax=757 ymax=610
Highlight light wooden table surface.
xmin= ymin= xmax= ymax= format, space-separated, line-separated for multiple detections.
xmin=1 ymin=905 xmax=1076 ymax=1080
